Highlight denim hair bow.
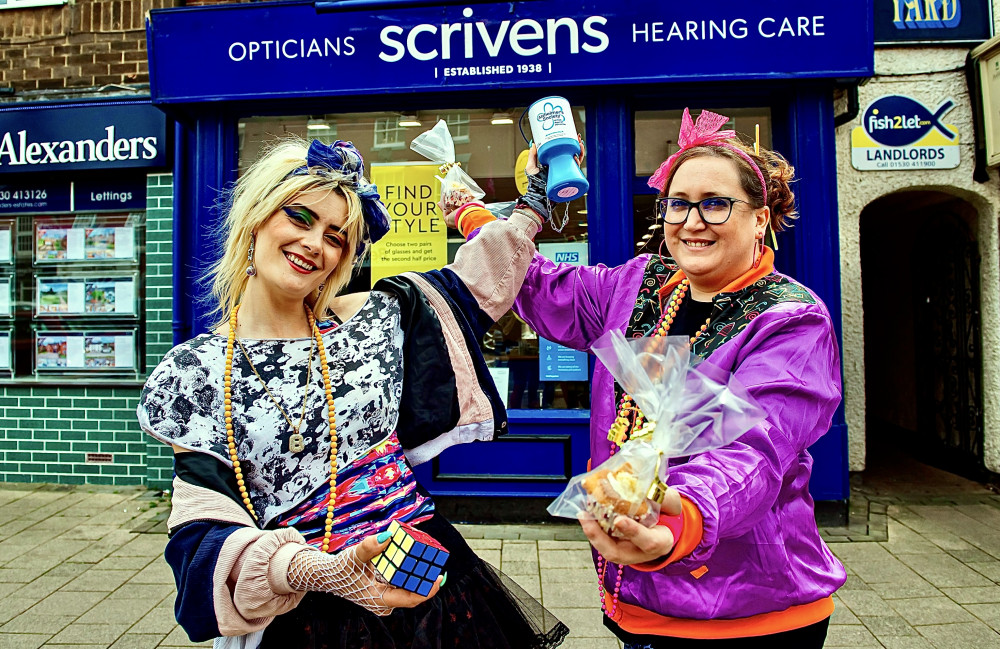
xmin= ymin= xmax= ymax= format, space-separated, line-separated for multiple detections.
xmin=292 ymin=140 xmax=391 ymax=257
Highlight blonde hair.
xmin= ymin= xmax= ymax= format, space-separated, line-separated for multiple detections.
xmin=208 ymin=137 xmax=367 ymax=330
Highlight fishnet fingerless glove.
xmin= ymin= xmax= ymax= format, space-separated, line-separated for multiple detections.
xmin=286 ymin=547 xmax=394 ymax=616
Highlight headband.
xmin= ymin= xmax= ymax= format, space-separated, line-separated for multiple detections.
xmin=647 ymin=108 xmax=767 ymax=205
xmin=289 ymin=139 xmax=391 ymax=258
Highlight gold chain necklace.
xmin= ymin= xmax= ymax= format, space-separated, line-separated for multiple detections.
xmin=225 ymin=304 xmax=341 ymax=554
xmin=235 ymin=331 xmax=315 ymax=453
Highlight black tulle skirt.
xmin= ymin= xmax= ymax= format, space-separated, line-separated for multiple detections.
xmin=261 ymin=514 xmax=569 ymax=649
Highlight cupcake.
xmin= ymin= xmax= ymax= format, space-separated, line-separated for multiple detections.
xmin=582 ymin=461 xmax=657 ymax=537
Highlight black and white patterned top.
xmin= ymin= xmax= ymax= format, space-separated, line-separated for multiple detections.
xmin=138 ymin=291 xmax=405 ymax=525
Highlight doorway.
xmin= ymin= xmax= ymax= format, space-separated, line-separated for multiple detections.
xmin=860 ymin=191 xmax=984 ymax=478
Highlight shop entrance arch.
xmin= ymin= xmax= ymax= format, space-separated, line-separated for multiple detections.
xmin=860 ymin=190 xmax=984 ymax=476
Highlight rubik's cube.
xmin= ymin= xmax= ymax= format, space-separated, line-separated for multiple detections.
xmin=370 ymin=519 xmax=449 ymax=596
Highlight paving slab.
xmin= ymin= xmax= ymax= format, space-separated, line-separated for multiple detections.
xmin=1 ymin=469 xmax=999 ymax=649
xmin=916 ymin=621 xmax=1000 ymax=649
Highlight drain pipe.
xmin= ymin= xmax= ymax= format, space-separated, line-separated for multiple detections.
xmin=834 ymin=84 xmax=860 ymax=128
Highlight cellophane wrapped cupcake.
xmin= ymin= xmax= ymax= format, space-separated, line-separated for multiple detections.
xmin=410 ymin=120 xmax=485 ymax=210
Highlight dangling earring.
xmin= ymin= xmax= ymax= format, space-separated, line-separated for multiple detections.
xmin=752 ymin=235 xmax=764 ymax=270
xmin=245 ymin=234 xmax=256 ymax=277
xmin=317 ymin=282 xmax=325 ymax=293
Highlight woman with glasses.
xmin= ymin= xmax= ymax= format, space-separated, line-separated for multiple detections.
xmin=138 ymin=138 xmax=568 ymax=649
xmin=447 ymin=108 xmax=844 ymax=648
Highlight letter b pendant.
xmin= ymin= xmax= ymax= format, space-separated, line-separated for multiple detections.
xmin=289 ymin=431 xmax=305 ymax=453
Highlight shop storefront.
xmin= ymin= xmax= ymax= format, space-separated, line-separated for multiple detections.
xmin=0 ymin=100 xmax=174 ymax=485
xmin=146 ymin=0 xmax=874 ymax=510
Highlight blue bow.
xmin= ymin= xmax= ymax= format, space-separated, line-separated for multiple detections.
xmin=291 ymin=140 xmax=391 ymax=257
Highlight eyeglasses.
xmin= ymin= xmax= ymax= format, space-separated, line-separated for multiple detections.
xmin=655 ymin=196 xmax=750 ymax=225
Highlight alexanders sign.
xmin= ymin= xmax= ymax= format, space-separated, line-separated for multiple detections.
xmin=0 ymin=103 xmax=167 ymax=174
xmin=851 ymin=95 xmax=960 ymax=170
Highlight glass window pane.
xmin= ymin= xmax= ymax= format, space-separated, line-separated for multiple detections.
xmin=239 ymin=108 xmax=590 ymax=411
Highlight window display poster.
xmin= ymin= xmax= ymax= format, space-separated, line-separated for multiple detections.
xmin=85 ymin=226 xmax=136 ymax=260
xmin=537 ymin=242 xmax=590 ymax=382
xmin=0 ymin=277 xmax=9 ymax=317
xmin=37 ymin=225 xmax=86 ymax=261
xmin=37 ymin=334 xmax=67 ymax=368
xmin=37 ymin=226 xmax=70 ymax=261
xmin=38 ymin=280 xmax=69 ymax=313
xmin=37 ymin=223 xmax=136 ymax=262
xmin=85 ymin=281 xmax=116 ymax=313
xmin=38 ymin=277 xmax=134 ymax=314
xmin=113 ymin=334 xmax=134 ymax=368
xmin=0 ymin=228 xmax=10 ymax=264
xmin=113 ymin=279 xmax=134 ymax=314
xmin=36 ymin=332 xmax=135 ymax=369
xmin=0 ymin=332 xmax=9 ymax=370
xmin=369 ymin=163 xmax=448 ymax=285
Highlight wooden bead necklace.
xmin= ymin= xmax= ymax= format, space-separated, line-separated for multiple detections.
xmin=598 ymin=277 xmax=712 ymax=617
xmin=225 ymin=304 xmax=341 ymax=553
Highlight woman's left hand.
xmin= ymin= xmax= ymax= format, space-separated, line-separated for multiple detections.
xmin=580 ymin=517 xmax=676 ymax=565
xmin=579 ymin=487 xmax=682 ymax=566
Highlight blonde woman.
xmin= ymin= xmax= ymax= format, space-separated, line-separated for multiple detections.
xmin=138 ymin=138 xmax=567 ymax=649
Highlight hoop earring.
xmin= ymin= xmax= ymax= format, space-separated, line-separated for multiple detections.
xmin=657 ymin=239 xmax=679 ymax=272
xmin=317 ymin=283 xmax=325 ymax=293
xmin=245 ymin=234 xmax=256 ymax=277
xmin=752 ymin=236 xmax=764 ymax=270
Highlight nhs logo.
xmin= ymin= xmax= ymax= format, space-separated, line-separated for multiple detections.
xmin=540 ymin=241 xmax=587 ymax=267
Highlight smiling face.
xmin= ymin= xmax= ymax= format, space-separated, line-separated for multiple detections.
xmin=662 ymin=155 xmax=768 ymax=298
xmin=250 ymin=188 xmax=349 ymax=303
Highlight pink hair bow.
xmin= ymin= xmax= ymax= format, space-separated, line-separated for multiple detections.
xmin=647 ymin=108 xmax=766 ymax=204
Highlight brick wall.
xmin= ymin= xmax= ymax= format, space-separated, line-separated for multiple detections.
xmin=144 ymin=172 xmax=174 ymax=488
xmin=0 ymin=0 xmax=179 ymax=93
xmin=0 ymin=172 xmax=174 ymax=487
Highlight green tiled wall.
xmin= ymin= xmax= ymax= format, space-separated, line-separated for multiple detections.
xmin=0 ymin=173 xmax=175 ymax=488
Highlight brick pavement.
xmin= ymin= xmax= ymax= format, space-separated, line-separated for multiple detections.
xmin=0 ymin=475 xmax=999 ymax=649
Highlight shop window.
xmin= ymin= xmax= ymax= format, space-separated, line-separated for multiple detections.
xmin=0 ymin=209 xmax=145 ymax=380
xmin=373 ymin=117 xmax=407 ymax=150
xmin=439 ymin=113 xmax=470 ymax=143
xmin=633 ymin=107 xmax=771 ymax=258
xmin=239 ymin=108 xmax=590 ymax=411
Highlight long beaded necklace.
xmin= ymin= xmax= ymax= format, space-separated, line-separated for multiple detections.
xmin=597 ymin=277 xmax=712 ymax=617
xmin=225 ymin=304 xmax=342 ymax=554
xmin=235 ymin=333 xmax=315 ymax=453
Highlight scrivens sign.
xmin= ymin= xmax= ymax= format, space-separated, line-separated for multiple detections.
xmin=146 ymin=0 xmax=873 ymax=103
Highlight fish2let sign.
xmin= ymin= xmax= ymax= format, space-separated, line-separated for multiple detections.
xmin=851 ymin=94 xmax=960 ymax=170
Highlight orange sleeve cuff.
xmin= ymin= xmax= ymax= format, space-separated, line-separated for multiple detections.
xmin=455 ymin=203 xmax=495 ymax=239
xmin=631 ymin=497 xmax=704 ymax=572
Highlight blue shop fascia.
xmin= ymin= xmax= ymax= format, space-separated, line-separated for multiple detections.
xmin=146 ymin=0 xmax=874 ymax=517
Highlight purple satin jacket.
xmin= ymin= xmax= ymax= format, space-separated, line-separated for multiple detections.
xmin=514 ymin=252 xmax=846 ymax=622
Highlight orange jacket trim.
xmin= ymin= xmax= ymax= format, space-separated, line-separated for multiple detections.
xmin=631 ymin=497 xmax=703 ymax=572
xmin=656 ymin=246 xmax=775 ymax=303
xmin=605 ymin=593 xmax=834 ymax=640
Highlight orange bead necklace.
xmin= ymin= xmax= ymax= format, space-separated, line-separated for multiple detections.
xmin=598 ymin=277 xmax=712 ymax=617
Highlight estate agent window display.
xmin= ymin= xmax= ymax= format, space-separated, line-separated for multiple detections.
xmin=1 ymin=211 xmax=146 ymax=380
